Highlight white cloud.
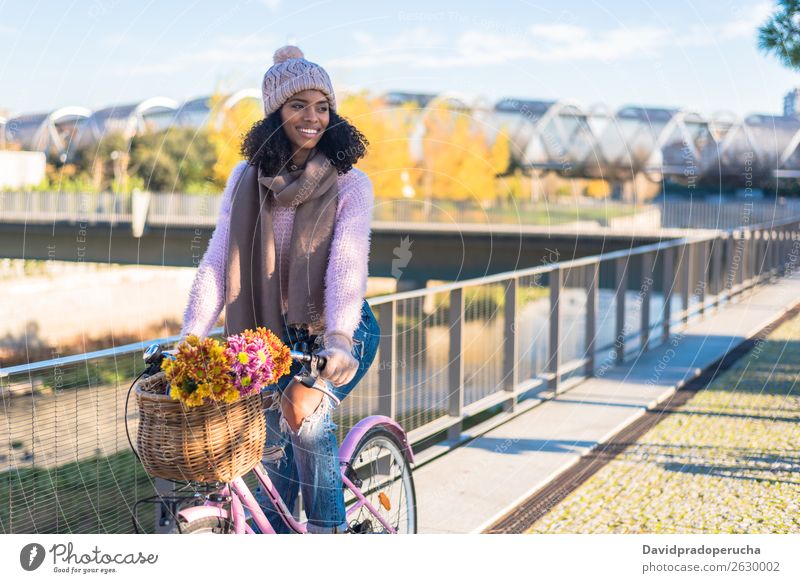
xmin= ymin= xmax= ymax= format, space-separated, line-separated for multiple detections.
xmin=529 ymin=23 xmax=588 ymax=44
xmin=720 ymin=1 xmax=774 ymax=39
xmin=334 ymin=8 xmax=775 ymax=69
xmin=258 ymin=0 xmax=282 ymax=11
xmin=0 ymin=23 xmax=18 ymax=37
xmin=123 ymin=35 xmax=277 ymax=76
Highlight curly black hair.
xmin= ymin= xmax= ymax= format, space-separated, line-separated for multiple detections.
xmin=240 ymin=108 xmax=369 ymax=176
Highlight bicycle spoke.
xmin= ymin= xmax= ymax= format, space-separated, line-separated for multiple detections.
xmin=344 ymin=431 xmax=415 ymax=533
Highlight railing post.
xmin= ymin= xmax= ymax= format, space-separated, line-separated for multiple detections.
xmin=754 ymin=231 xmax=761 ymax=285
xmin=548 ymin=267 xmax=561 ymax=393
xmin=711 ymin=235 xmax=722 ymax=309
xmin=662 ymin=246 xmax=673 ymax=343
xmin=585 ymin=262 xmax=598 ymax=377
xmin=765 ymin=230 xmax=772 ymax=280
xmin=502 ymin=276 xmax=518 ymax=412
xmin=680 ymin=242 xmax=691 ymax=324
xmin=731 ymin=231 xmax=747 ymax=296
xmin=758 ymin=231 xmax=764 ymax=282
xmin=697 ymin=239 xmax=707 ymax=316
xmin=783 ymin=229 xmax=791 ymax=275
xmin=447 ymin=288 xmax=464 ymax=441
xmin=378 ymin=301 xmax=397 ymax=420
xmin=640 ymin=252 xmax=653 ymax=352
xmin=755 ymin=231 xmax=764 ymax=283
xmin=771 ymin=230 xmax=778 ymax=278
xmin=614 ymin=257 xmax=627 ymax=365
xmin=725 ymin=234 xmax=736 ymax=297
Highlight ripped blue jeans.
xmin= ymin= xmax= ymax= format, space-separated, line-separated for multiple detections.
xmin=255 ymin=299 xmax=380 ymax=533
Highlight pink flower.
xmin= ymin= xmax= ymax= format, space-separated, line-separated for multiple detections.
xmin=225 ymin=329 xmax=279 ymax=397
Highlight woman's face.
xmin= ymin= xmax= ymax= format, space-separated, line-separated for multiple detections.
xmin=279 ymin=89 xmax=330 ymax=155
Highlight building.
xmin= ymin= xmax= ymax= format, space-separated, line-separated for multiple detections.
xmin=784 ymin=88 xmax=800 ymax=117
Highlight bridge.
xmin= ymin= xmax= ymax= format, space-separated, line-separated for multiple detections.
xmin=1 ymin=202 xmax=798 ymax=533
xmin=0 ymin=190 xmax=673 ymax=283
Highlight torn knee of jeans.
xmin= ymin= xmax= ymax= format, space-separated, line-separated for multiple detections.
xmin=263 ymin=390 xmax=282 ymax=412
xmin=279 ymin=394 xmax=334 ymax=437
xmin=352 ymin=337 xmax=365 ymax=359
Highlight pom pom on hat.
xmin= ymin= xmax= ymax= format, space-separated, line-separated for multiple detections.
xmin=273 ymin=45 xmax=304 ymax=64
xmin=262 ymin=45 xmax=337 ymax=116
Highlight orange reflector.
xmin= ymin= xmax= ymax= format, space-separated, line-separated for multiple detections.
xmin=378 ymin=492 xmax=391 ymax=511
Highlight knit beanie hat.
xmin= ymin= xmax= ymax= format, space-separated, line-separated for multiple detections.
xmin=261 ymin=45 xmax=337 ymax=117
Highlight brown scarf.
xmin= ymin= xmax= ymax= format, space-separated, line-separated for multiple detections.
xmin=224 ymin=148 xmax=339 ymax=338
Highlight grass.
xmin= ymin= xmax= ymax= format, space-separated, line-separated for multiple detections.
xmin=1 ymin=449 xmax=156 ymax=534
xmin=527 ymin=311 xmax=800 ymax=534
xmin=374 ymin=199 xmax=640 ymax=226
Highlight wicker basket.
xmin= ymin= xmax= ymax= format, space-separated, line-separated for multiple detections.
xmin=134 ymin=372 xmax=266 ymax=483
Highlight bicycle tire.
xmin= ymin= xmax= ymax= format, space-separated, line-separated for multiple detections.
xmin=344 ymin=426 xmax=417 ymax=534
xmin=170 ymin=516 xmax=233 ymax=534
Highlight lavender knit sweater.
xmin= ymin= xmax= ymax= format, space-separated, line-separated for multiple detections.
xmin=180 ymin=160 xmax=374 ymax=341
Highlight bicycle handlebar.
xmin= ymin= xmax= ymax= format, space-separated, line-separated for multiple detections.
xmin=143 ymin=342 xmax=327 ymax=377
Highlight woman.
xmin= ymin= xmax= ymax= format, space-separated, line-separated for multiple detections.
xmin=180 ymin=45 xmax=380 ymax=534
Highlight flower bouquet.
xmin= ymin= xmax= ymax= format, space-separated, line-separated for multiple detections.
xmin=135 ymin=327 xmax=291 ymax=483
xmin=162 ymin=328 xmax=292 ymax=407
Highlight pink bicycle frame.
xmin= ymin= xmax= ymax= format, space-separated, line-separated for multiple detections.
xmin=176 ymin=416 xmax=414 ymax=534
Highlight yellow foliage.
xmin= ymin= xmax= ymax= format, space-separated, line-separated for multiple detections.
xmin=203 ymin=88 xmax=513 ymax=206
xmin=495 ymin=168 xmax=528 ymax=201
xmin=206 ymin=91 xmax=262 ymax=188
xmin=585 ymin=179 xmax=611 ymax=199
xmin=338 ymin=92 xmax=421 ymax=199
xmin=421 ymin=105 xmax=511 ymax=204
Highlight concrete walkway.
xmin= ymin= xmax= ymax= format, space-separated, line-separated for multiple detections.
xmin=413 ymin=272 xmax=800 ymax=533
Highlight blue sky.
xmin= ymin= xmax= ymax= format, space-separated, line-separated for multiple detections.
xmin=0 ymin=0 xmax=796 ymax=118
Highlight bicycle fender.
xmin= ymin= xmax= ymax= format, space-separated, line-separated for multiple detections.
xmin=178 ymin=504 xmax=229 ymax=525
xmin=339 ymin=415 xmax=414 ymax=465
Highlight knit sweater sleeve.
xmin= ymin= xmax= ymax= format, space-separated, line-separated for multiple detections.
xmin=180 ymin=161 xmax=248 ymax=338
xmin=323 ymin=169 xmax=374 ymax=341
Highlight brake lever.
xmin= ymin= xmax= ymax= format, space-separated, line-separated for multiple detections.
xmin=291 ymin=342 xmax=327 ymax=389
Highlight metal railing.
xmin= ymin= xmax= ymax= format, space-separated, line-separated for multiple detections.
xmin=1 ymin=212 xmax=799 ymax=533
xmin=5 ymin=189 xmax=800 ymax=231
xmin=659 ymin=198 xmax=800 ymax=229
xmin=1 ymin=190 xmax=645 ymax=229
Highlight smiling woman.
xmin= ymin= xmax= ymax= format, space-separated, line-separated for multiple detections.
xmin=179 ymin=45 xmax=377 ymax=534
xmin=240 ymin=70 xmax=367 ymax=176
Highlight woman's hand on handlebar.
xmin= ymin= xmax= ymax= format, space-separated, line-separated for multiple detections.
xmin=317 ymin=333 xmax=358 ymax=387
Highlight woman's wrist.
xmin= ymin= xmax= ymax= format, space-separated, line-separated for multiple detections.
xmin=324 ymin=330 xmax=354 ymax=350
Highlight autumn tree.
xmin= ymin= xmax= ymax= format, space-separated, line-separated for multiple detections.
xmin=206 ymin=91 xmax=262 ymax=188
xmin=337 ymin=91 xmax=421 ymax=200
xmin=421 ymin=104 xmax=510 ymax=205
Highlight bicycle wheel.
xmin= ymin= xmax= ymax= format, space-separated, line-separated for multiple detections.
xmin=344 ymin=426 xmax=416 ymax=534
xmin=170 ymin=516 xmax=233 ymax=534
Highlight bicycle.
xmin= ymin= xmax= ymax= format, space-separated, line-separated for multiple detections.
xmin=128 ymin=342 xmax=417 ymax=534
